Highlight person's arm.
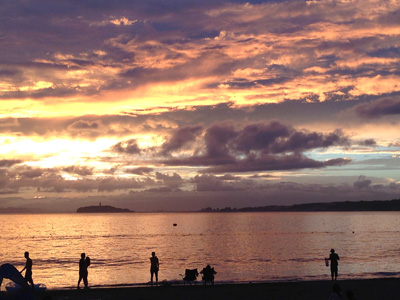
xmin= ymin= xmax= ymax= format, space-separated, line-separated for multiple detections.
xmin=20 ymin=265 xmax=26 ymax=273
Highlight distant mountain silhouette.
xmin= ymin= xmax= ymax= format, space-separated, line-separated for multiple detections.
xmin=77 ymin=204 xmax=134 ymax=213
xmin=200 ymin=199 xmax=400 ymax=212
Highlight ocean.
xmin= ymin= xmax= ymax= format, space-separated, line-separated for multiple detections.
xmin=1 ymin=212 xmax=400 ymax=289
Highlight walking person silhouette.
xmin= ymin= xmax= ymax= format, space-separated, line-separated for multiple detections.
xmin=77 ymin=253 xmax=90 ymax=289
xmin=20 ymin=251 xmax=34 ymax=289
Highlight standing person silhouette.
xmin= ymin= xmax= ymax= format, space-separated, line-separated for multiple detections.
xmin=150 ymin=252 xmax=159 ymax=286
xmin=77 ymin=253 xmax=89 ymax=289
xmin=20 ymin=251 xmax=34 ymax=289
xmin=327 ymin=249 xmax=340 ymax=280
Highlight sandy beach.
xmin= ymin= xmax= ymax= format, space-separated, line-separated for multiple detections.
xmin=2 ymin=278 xmax=399 ymax=300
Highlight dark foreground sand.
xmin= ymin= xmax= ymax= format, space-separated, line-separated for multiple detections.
xmin=2 ymin=278 xmax=400 ymax=300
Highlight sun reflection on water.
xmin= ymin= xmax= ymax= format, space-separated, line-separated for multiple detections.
xmin=1 ymin=212 xmax=400 ymax=289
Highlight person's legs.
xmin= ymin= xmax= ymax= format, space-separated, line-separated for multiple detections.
xmin=25 ymin=272 xmax=34 ymax=289
xmin=83 ymin=274 xmax=88 ymax=288
xmin=155 ymin=270 xmax=158 ymax=286
xmin=331 ymin=266 xmax=338 ymax=280
xmin=151 ymin=271 xmax=154 ymax=286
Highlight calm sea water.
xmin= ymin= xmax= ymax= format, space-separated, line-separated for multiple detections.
xmin=1 ymin=212 xmax=400 ymax=289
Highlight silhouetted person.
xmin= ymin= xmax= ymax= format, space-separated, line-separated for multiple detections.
xmin=200 ymin=264 xmax=217 ymax=285
xmin=346 ymin=289 xmax=356 ymax=300
xmin=327 ymin=249 xmax=340 ymax=280
xmin=150 ymin=252 xmax=159 ymax=286
xmin=20 ymin=251 xmax=34 ymax=289
xmin=77 ymin=253 xmax=89 ymax=289
xmin=329 ymin=283 xmax=343 ymax=300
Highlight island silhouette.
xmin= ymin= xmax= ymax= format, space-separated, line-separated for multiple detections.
xmin=77 ymin=203 xmax=134 ymax=213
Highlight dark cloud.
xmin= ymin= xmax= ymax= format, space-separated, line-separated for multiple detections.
xmin=144 ymin=187 xmax=174 ymax=193
xmin=63 ymin=166 xmax=94 ymax=176
xmin=0 ymin=166 xmax=156 ymax=194
xmin=209 ymin=76 xmax=292 ymax=89
xmin=0 ymin=159 xmax=22 ymax=167
xmin=353 ymin=97 xmax=400 ymax=118
xmin=204 ymin=123 xmax=238 ymax=159
xmin=155 ymin=172 xmax=183 ymax=189
xmin=353 ymin=175 xmax=372 ymax=189
xmin=20 ymin=168 xmax=43 ymax=178
xmin=235 ymin=122 xmax=290 ymax=153
xmin=203 ymin=155 xmax=350 ymax=173
xmin=269 ymin=130 xmax=349 ymax=154
xmin=125 ymin=167 xmax=153 ymax=175
xmin=163 ymin=121 xmax=350 ymax=172
xmin=368 ymin=46 xmax=400 ymax=58
xmin=68 ymin=120 xmax=100 ymax=130
xmin=192 ymin=174 xmax=241 ymax=192
xmin=161 ymin=125 xmax=203 ymax=155
xmin=111 ymin=139 xmax=141 ymax=154
xmin=0 ymin=69 xmax=20 ymax=77
xmin=359 ymin=139 xmax=376 ymax=146
xmin=97 ymin=177 xmax=154 ymax=192
xmin=219 ymin=174 xmax=240 ymax=181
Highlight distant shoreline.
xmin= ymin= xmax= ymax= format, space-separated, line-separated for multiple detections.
xmin=200 ymin=198 xmax=400 ymax=212
xmin=1 ymin=198 xmax=400 ymax=214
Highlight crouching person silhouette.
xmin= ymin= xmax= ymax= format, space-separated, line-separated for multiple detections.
xmin=200 ymin=265 xmax=217 ymax=285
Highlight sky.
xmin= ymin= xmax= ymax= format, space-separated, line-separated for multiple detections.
xmin=0 ymin=0 xmax=400 ymax=212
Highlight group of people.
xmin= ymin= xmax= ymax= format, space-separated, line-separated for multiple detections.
xmin=12 ymin=251 xmax=91 ymax=290
xmin=14 ymin=249 xmax=339 ymax=290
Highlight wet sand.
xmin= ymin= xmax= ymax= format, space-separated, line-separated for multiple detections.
xmin=2 ymin=278 xmax=400 ymax=300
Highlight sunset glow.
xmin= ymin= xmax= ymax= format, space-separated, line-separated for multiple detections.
xmin=1 ymin=0 xmax=399 ymax=212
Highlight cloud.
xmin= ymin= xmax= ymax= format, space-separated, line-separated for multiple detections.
xmin=144 ymin=187 xmax=175 ymax=193
xmin=155 ymin=172 xmax=183 ymax=189
xmin=111 ymin=139 xmax=141 ymax=154
xmin=235 ymin=122 xmax=290 ymax=153
xmin=161 ymin=125 xmax=203 ymax=155
xmin=192 ymin=174 xmax=242 ymax=191
xmin=0 ymin=159 xmax=22 ymax=167
xmin=203 ymin=155 xmax=350 ymax=173
xmin=359 ymin=139 xmax=376 ymax=146
xmin=125 ymin=167 xmax=153 ymax=175
xmin=19 ymin=168 xmax=43 ymax=178
xmin=1 ymin=0 xmax=399 ymax=106
xmin=0 ymin=166 xmax=156 ymax=194
xmin=1 ymin=0 xmax=400 ymax=211
xmin=163 ymin=121 xmax=350 ymax=172
xmin=249 ymin=174 xmax=276 ymax=179
xmin=353 ymin=175 xmax=372 ymax=189
xmin=353 ymin=97 xmax=400 ymax=118
xmin=68 ymin=120 xmax=100 ymax=130
xmin=63 ymin=166 xmax=94 ymax=176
